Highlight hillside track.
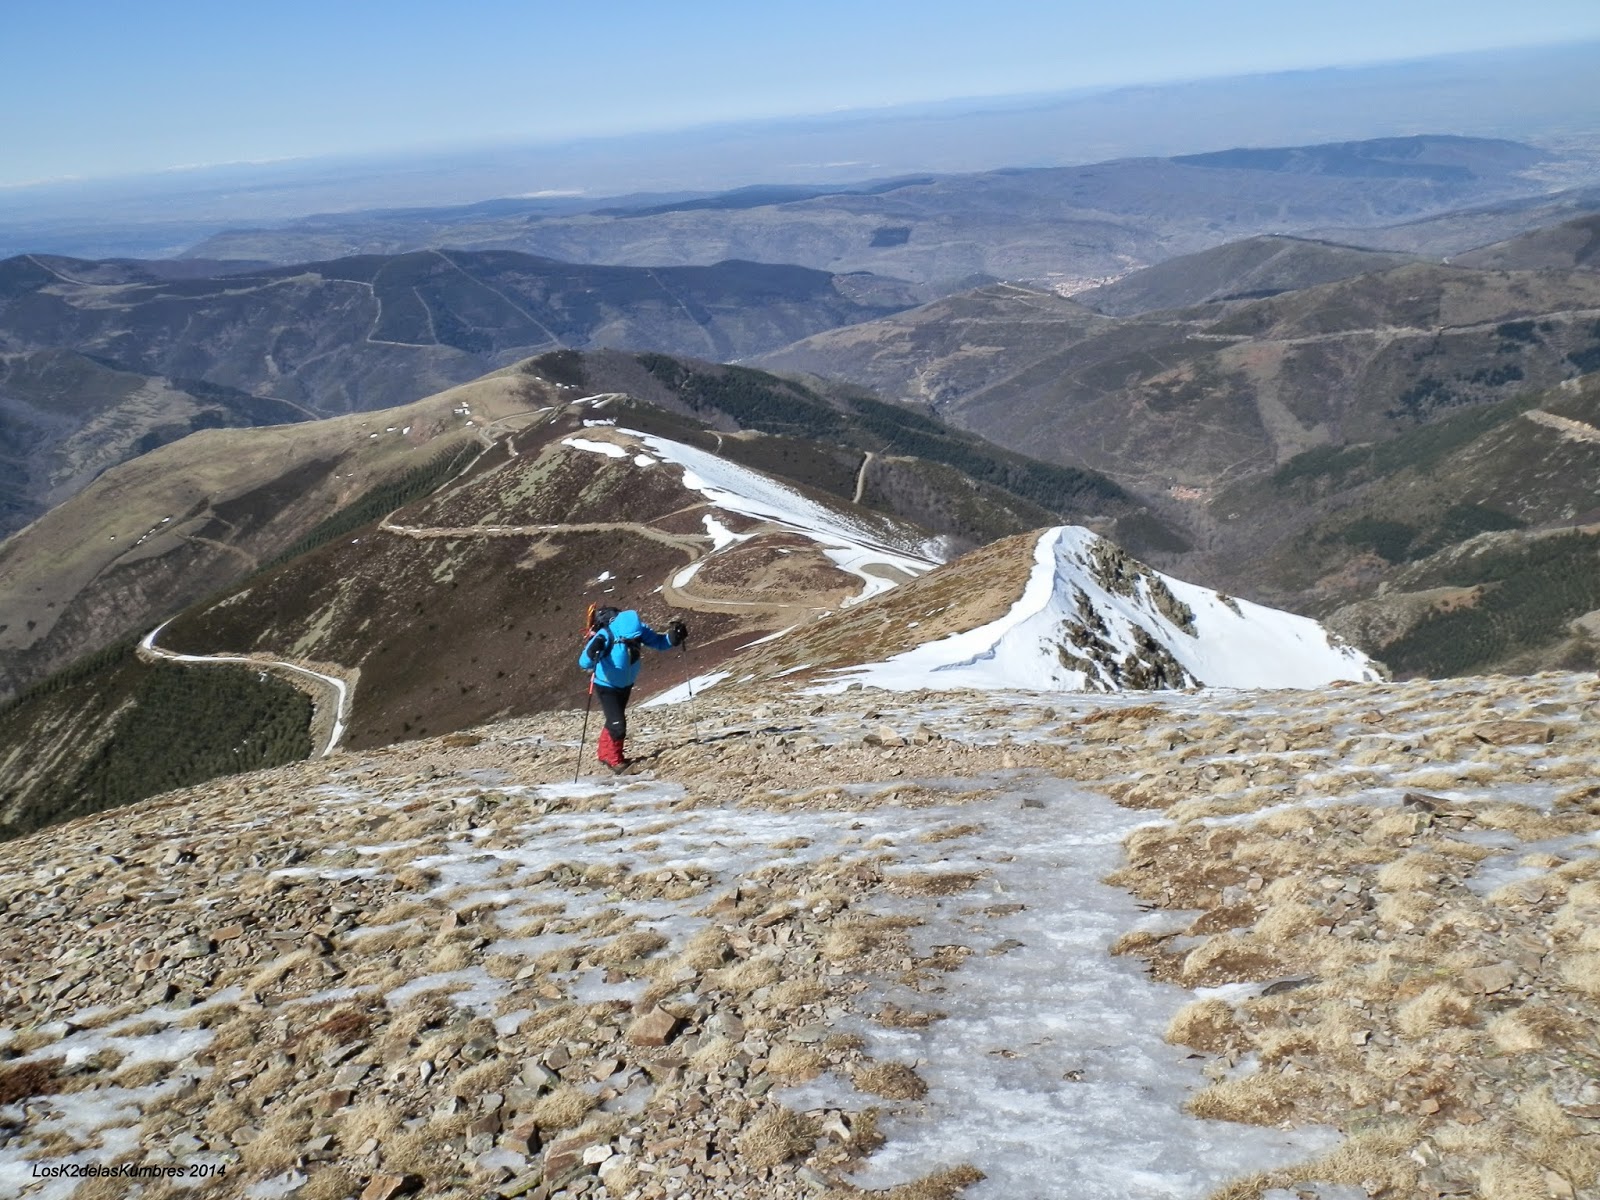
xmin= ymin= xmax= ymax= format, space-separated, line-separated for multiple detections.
xmin=138 ymin=416 xmax=826 ymax=749
xmin=138 ymin=621 xmax=353 ymax=757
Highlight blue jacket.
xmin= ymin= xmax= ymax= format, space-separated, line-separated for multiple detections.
xmin=578 ymin=609 xmax=673 ymax=689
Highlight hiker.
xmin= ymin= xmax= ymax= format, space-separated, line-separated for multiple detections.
xmin=579 ymin=606 xmax=688 ymax=771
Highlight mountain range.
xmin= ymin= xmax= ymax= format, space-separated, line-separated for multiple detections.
xmin=757 ymin=243 xmax=1600 ymax=497
xmin=6 ymin=133 xmax=1600 ymax=847
xmin=183 ymin=136 xmax=1559 ymax=289
xmin=0 ymin=250 xmax=928 ymax=537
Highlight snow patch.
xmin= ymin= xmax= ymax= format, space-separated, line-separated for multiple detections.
xmin=562 ymin=437 xmax=627 ymax=459
xmin=644 ymin=671 xmax=731 ymax=707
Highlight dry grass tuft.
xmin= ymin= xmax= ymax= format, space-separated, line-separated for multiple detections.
xmin=920 ymin=824 xmax=983 ymax=844
xmin=1476 ymin=1155 xmax=1551 ymax=1200
xmin=710 ymin=958 xmax=781 ymax=995
xmin=1165 ymin=999 xmax=1243 ymax=1053
xmin=1375 ymin=851 xmax=1447 ymax=891
xmin=873 ymin=1164 xmax=987 ymax=1200
xmin=385 ymin=1114 xmax=470 ymax=1173
xmin=240 ymin=1113 xmax=311 ymax=1175
xmin=677 ymin=927 xmax=732 ymax=971
xmin=334 ymin=1100 xmax=400 ymax=1148
xmin=1273 ymin=1122 xmax=1421 ymax=1196
xmin=1559 ymin=952 xmax=1600 ymax=997
xmin=889 ymin=870 xmax=983 ymax=896
xmin=1250 ymin=901 xmax=1321 ymax=944
xmin=0 ymin=1060 xmax=61 ymax=1105
xmin=1179 ymin=934 xmax=1285 ymax=987
xmin=823 ymin=922 xmax=884 ymax=962
xmin=300 ymin=1167 xmax=362 ymax=1200
xmin=528 ymin=1086 xmax=596 ymax=1132
xmin=690 ymin=1037 xmax=740 ymax=1072
xmin=767 ymin=1043 xmax=826 ymax=1082
xmin=853 ymin=1061 xmax=928 ymax=1101
xmin=246 ymin=948 xmax=311 ymax=995
xmin=112 ymin=1060 xmax=171 ymax=1089
xmin=1205 ymin=1175 xmax=1269 ymax=1200
xmin=1185 ymin=1074 xmax=1301 ymax=1125
xmin=1396 ymin=985 xmax=1476 ymax=1037
xmin=594 ymin=929 xmax=668 ymax=966
xmin=768 ymin=979 xmax=824 ymax=1009
xmin=452 ymin=1058 xmax=515 ymax=1096
xmin=738 ymin=1106 xmax=815 ymax=1169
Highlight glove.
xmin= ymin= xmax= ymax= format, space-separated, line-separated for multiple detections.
xmin=668 ymin=620 xmax=688 ymax=648
xmin=585 ymin=633 xmax=608 ymax=662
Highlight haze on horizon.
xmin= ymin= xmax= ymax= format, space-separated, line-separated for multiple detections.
xmin=8 ymin=0 xmax=1600 ymax=190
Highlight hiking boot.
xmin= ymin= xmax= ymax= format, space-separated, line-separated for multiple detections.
xmin=597 ymin=728 xmax=625 ymax=768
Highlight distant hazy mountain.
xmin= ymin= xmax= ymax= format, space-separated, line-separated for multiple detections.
xmin=1074 ymin=236 xmax=1420 ymax=316
xmin=1453 ymin=213 xmax=1600 ymax=271
xmin=0 ymin=249 xmax=921 ymax=420
xmin=0 ymin=350 xmax=306 ymax=538
xmin=6 ymin=40 xmax=1597 ymax=261
xmin=183 ymin=137 xmax=1559 ymax=288
xmin=1313 ymin=184 xmax=1600 ymax=256
xmin=759 ymin=255 xmax=1600 ymax=490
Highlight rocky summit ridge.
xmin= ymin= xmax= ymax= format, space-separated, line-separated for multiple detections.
xmin=3 ymin=665 xmax=1599 ymax=1200
xmin=706 ymin=525 xmax=1379 ymax=699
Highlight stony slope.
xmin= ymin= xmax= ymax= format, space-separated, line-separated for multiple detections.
xmin=2 ymin=668 xmax=1597 ymax=1200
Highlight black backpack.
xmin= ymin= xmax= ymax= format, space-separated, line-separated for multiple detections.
xmin=587 ymin=605 xmax=643 ymax=663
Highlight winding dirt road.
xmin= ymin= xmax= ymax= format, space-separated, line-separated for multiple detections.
xmin=139 ymin=621 xmax=354 ymax=757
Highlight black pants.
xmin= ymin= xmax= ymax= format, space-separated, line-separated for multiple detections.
xmin=595 ymin=685 xmax=633 ymax=740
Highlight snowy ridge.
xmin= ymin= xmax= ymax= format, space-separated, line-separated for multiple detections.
xmin=561 ymin=428 xmax=943 ymax=605
xmin=826 ymin=526 xmax=1380 ymax=693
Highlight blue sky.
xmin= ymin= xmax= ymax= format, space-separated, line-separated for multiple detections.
xmin=6 ymin=0 xmax=1600 ymax=187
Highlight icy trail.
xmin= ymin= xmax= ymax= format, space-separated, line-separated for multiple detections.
xmin=778 ymin=780 xmax=1337 ymax=1197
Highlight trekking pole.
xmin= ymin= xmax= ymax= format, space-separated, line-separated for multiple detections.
xmin=681 ymin=642 xmax=698 ymax=745
xmin=574 ymin=678 xmax=594 ymax=783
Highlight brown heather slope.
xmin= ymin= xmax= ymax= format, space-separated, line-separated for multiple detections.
xmin=2 ymin=671 xmax=1597 ymax=1199
xmin=700 ymin=532 xmax=1041 ymax=692
xmin=0 ymin=368 xmax=559 ymax=698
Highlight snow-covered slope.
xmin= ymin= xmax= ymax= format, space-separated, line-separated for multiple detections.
xmin=810 ymin=526 xmax=1380 ymax=693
